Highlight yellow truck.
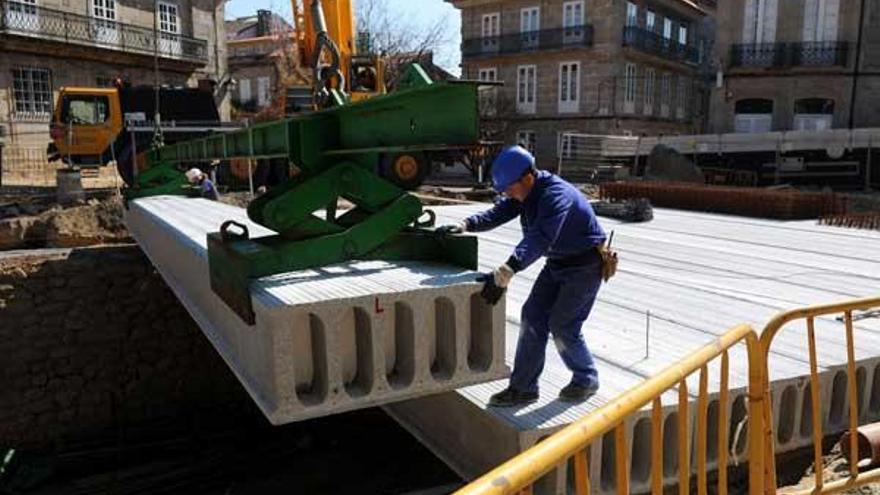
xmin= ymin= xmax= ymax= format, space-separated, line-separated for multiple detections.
xmin=48 ymin=83 xmax=228 ymax=185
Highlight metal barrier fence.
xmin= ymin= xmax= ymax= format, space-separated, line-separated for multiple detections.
xmin=760 ymin=296 xmax=880 ymax=494
xmin=0 ymin=146 xmax=59 ymax=187
xmin=456 ymin=296 xmax=880 ymax=495
xmin=0 ymin=146 xmax=118 ymax=188
xmin=454 ymin=323 xmax=766 ymax=495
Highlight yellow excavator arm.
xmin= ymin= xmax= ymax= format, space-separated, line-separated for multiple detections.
xmin=299 ymin=0 xmax=356 ymax=90
xmin=292 ymin=0 xmax=383 ymax=103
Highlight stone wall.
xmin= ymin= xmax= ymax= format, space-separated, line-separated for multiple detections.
xmin=0 ymin=246 xmax=255 ymax=451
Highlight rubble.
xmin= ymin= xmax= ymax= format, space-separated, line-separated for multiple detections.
xmin=0 ymin=195 xmax=130 ymax=250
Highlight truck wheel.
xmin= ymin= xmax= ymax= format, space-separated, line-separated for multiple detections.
xmin=380 ymin=152 xmax=428 ymax=190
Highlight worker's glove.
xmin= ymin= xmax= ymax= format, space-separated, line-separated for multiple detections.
xmin=435 ymin=221 xmax=467 ymax=237
xmin=475 ymin=264 xmax=514 ymax=306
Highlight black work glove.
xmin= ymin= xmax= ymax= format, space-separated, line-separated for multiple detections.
xmin=435 ymin=222 xmax=466 ymax=237
xmin=475 ymin=264 xmax=513 ymax=306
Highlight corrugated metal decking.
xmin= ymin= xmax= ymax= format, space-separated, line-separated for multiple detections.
xmin=384 ymin=204 xmax=880 ymax=494
xmin=124 ymin=196 xmax=509 ymax=424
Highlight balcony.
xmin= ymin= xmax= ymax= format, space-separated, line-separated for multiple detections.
xmin=461 ymin=25 xmax=593 ymax=59
xmin=0 ymin=0 xmax=208 ymax=64
xmin=730 ymin=42 xmax=849 ymax=68
xmin=622 ymin=26 xmax=699 ymax=65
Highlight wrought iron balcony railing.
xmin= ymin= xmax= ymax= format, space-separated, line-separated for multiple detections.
xmin=622 ymin=26 xmax=699 ymax=65
xmin=462 ymin=25 xmax=593 ymax=59
xmin=730 ymin=41 xmax=849 ymax=68
xmin=0 ymin=0 xmax=208 ymax=64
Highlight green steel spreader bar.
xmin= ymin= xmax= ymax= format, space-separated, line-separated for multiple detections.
xmin=125 ymin=65 xmax=481 ymax=324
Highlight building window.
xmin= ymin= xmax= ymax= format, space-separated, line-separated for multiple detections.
xmin=6 ymin=0 xmax=38 ymax=30
xmin=663 ymin=18 xmax=672 ymax=39
xmin=257 ymin=76 xmax=271 ymax=107
xmin=678 ymin=24 xmax=687 ymax=45
xmin=481 ymin=12 xmax=500 ymax=53
xmin=644 ymin=68 xmax=655 ymax=115
xmin=793 ymin=98 xmax=834 ymax=130
xmin=558 ymin=62 xmax=579 ymax=113
xmin=743 ymin=0 xmax=778 ymax=43
xmin=158 ymin=2 xmax=181 ymax=56
xmin=677 ymin=77 xmax=688 ymax=119
xmin=238 ymin=78 xmax=252 ymax=103
xmin=563 ymin=1 xmax=584 ymax=27
xmin=91 ymin=0 xmax=118 ymax=44
xmin=558 ymin=131 xmax=578 ymax=159
xmin=478 ymin=67 xmax=498 ymax=116
xmin=562 ymin=1 xmax=586 ymax=44
xmin=517 ymin=65 xmax=537 ymax=114
xmin=478 ymin=68 xmax=497 ymax=81
xmin=646 ymin=10 xmax=655 ymax=31
xmin=626 ymin=1 xmax=638 ymax=26
xmin=12 ymin=67 xmax=52 ymax=119
xmin=11 ymin=0 xmax=36 ymax=14
xmin=623 ymin=63 xmax=636 ymax=114
xmin=520 ymin=7 xmax=540 ymax=49
xmin=517 ymin=130 xmax=536 ymax=154
xmin=803 ymin=0 xmax=840 ymax=41
xmin=734 ymin=98 xmax=774 ymax=133
xmin=660 ymin=72 xmax=671 ymax=117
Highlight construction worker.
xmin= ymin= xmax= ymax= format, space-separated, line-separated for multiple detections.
xmin=437 ymin=146 xmax=607 ymax=407
xmin=185 ymin=168 xmax=220 ymax=201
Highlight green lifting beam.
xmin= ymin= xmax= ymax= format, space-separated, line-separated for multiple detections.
xmin=124 ymin=65 xmax=480 ymax=324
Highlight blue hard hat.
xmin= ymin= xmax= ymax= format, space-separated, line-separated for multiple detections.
xmin=491 ymin=145 xmax=535 ymax=192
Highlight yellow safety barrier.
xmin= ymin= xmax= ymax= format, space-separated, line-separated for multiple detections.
xmin=760 ymin=296 xmax=880 ymax=495
xmin=453 ymin=323 xmax=767 ymax=495
xmin=456 ymin=296 xmax=880 ymax=495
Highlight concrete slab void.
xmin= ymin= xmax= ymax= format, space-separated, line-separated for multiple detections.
xmin=385 ymin=205 xmax=880 ymax=495
xmin=124 ymin=197 xmax=509 ymax=424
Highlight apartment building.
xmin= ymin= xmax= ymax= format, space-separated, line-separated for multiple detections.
xmin=226 ymin=10 xmax=296 ymax=117
xmin=0 ymin=0 xmax=228 ymax=151
xmin=710 ymin=0 xmax=880 ymax=133
xmin=447 ymin=0 xmax=710 ymax=163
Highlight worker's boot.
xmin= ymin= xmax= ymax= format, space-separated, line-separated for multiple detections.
xmin=558 ymin=382 xmax=599 ymax=403
xmin=488 ymin=387 xmax=539 ymax=407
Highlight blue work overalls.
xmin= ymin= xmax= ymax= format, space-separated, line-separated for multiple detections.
xmin=465 ymin=171 xmax=606 ymax=393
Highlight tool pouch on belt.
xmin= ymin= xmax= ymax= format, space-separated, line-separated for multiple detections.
xmin=597 ymin=234 xmax=618 ymax=282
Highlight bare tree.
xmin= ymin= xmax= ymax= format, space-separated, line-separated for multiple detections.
xmin=355 ymin=0 xmax=454 ymax=87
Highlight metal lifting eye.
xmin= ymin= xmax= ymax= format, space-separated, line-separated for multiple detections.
xmin=414 ymin=209 xmax=436 ymax=228
xmin=220 ymin=220 xmax=249 ymax=242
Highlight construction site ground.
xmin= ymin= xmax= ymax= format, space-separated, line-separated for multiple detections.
xmin=2 ymin=179 xmax=880 ymax=494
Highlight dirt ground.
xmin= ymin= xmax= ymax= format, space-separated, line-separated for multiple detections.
xmin=0 ymin=189 xmax=129 ymax=250
xmin=776 ymin=441 xmax=880 ymax=494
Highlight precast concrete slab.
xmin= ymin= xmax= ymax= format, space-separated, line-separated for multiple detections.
xmin=124 ymin=196 xmax=508 ymax=424
xmin=384 ymin=205 xmax=880 ymax=494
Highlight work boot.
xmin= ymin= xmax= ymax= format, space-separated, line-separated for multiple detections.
xmin=488 ymin=387 xmax=539 ymax=407
xmin=558 ymin=382 xmax=599 ymax=403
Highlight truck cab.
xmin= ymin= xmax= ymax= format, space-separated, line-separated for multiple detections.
xmin=49 ymin=87 xmax=122 ymax=168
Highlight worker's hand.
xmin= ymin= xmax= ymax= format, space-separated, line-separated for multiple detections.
xmin=435 ymin=221 xmax=467 ymax=236
xmin=475 ymin=264 xmax=514 ymax=306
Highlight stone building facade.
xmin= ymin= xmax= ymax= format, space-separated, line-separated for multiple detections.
xmin=225 ymin=9 xmax=296 ymax=118
xmin=710 ymin=0 xmax=880 ymax=133
xmin=447 ymin=0 xmax=712 ymax=163
xmin=0 ymin=0 xmax=229 ymax=153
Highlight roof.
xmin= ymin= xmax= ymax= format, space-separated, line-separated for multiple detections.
xmin=225 ymin=11 xmax=294 ymax=41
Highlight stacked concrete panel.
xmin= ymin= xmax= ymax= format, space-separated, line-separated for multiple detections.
xmin=386 ymin=205 xmax=880 ymax=495
xmin=124 ymin=196 xmax=508 ymax=424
